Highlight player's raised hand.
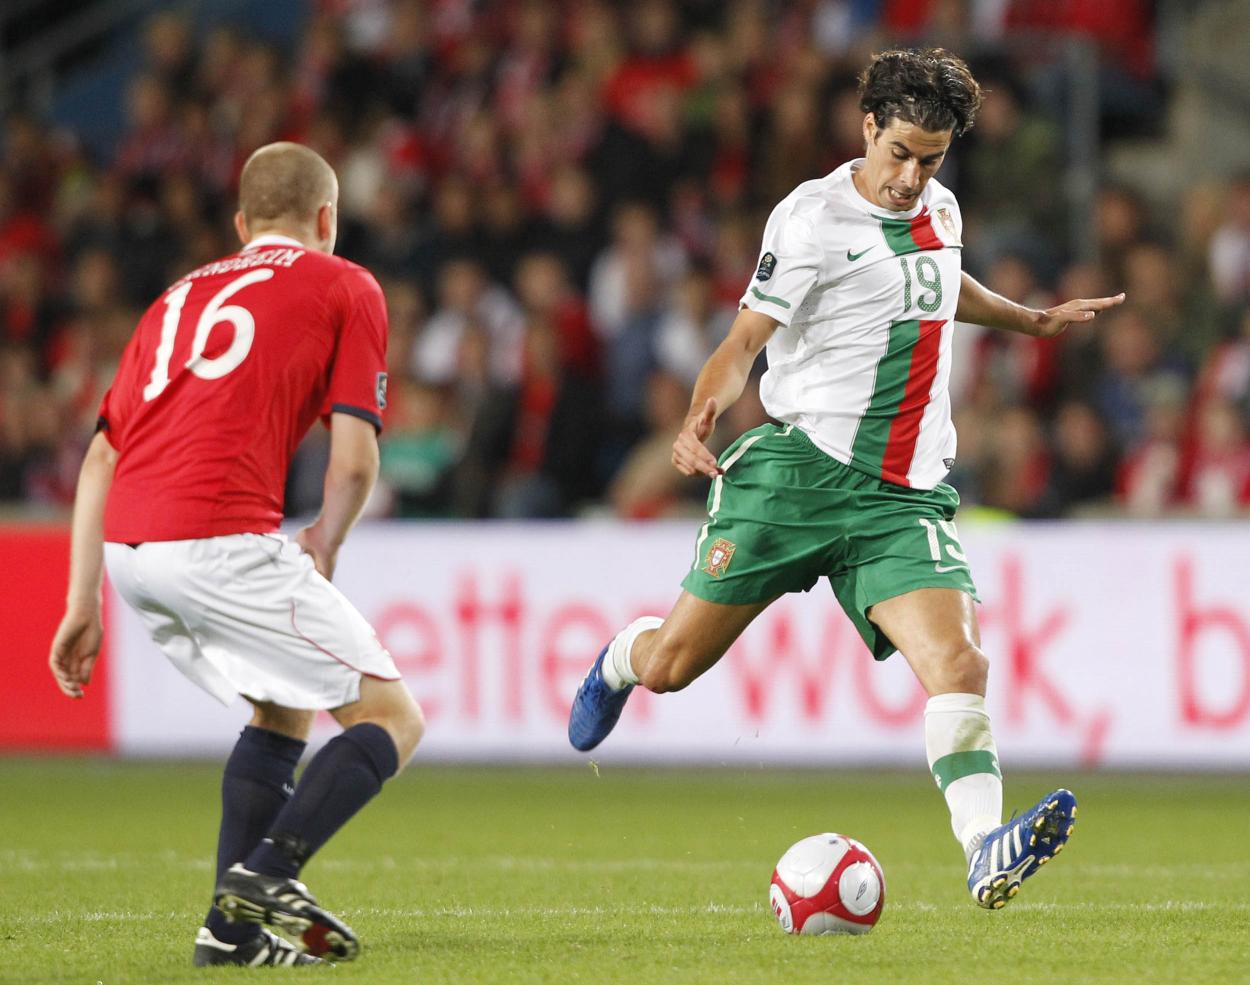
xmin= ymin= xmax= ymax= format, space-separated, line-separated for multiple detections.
xmin=1034 ymin=293 xmax=1126 ymax=338
xmin=49 ymin=608 xmax=103 ymax=698
xmin=672 ymin=398 xmax=723 ymax=478
xmin=296 ymin=524 xmax=339 ymax=581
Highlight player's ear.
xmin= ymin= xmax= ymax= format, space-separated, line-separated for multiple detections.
xmin=316 ymin=202 xmax=335 ymax=248
xmin=233 ymin=211 xmax=250 ymax=246
xmin=862 ymin=113 xmax=878 ymax=145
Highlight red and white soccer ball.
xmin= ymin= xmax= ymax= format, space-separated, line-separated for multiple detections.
xmin=769 ymin=833 xmax=885 ymax=935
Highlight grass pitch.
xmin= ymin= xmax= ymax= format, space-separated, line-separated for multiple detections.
xmin=1 ymin=760 xmax=1246 ymax=985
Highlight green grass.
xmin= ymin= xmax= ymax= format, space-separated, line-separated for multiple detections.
xmin=1 ymin=761 xmax=1247 ymax=985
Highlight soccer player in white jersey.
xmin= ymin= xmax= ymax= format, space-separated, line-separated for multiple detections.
xmin=570 ymin=48 xmax=1125 ymax=909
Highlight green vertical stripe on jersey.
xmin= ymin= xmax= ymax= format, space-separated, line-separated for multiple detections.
xmin=880 ymin=216 xmax=917 ymax=256
xmin=931 ymin=750 xmax=1001 ymax=791
xmin=849 ymin=319 xmax=920 ymax=474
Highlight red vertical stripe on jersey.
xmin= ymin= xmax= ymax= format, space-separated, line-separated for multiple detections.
xmin=880 ymin=320 xmax=945 ymax=485
xmin=910 ymin=210 xmax=943 ymax=251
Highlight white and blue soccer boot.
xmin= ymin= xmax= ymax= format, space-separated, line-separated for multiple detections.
xmin=568 ymin=643 xmax=632 ymax=752
xmin=967 ymin=788 xmax=1077 ymax=909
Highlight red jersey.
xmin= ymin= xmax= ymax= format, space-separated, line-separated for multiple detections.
xmin=99 ymin=234 xmax=388 ymax=542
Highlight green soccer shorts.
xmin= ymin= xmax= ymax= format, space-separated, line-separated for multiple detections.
xmin=681 ymin=423 xmax=979 ymax=660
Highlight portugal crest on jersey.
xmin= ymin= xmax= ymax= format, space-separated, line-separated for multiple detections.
xmin=704 ymin=538 xmax=737 ymax=578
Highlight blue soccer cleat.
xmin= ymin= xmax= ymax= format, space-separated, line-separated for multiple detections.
xmin=568 ymin=643 xmax=633 ymax=752
xmin=967 ymin=788 xmax=1077 ymax=909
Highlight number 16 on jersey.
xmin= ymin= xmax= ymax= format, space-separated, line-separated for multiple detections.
xmin=144 ymin=269 xmax=275 ymax=401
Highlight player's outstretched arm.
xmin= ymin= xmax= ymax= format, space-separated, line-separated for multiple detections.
xmin=956 ymin=271 xmax=1125 ymax=339
xmin=295 ymin=412 xmax=380 ymax=581
xmin=49 ymin=431 xmax=118 ymax=698
xmin=672 ymin=308 xmax=778 ymax=478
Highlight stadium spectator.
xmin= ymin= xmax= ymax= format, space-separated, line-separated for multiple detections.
xmin=757 ymin=83 xmax=827 ymax=208
xmin=1034 ymin=399 xmax=1120 ymax=517
xmin=1194 ymin=305 xmax=1250 ymax=423
xmin=608 ymin=370 xmax=703 ymax=519
xmin=413 ymin=258 xmax=524 ymax=387
xmin=590 ymin=201 xmax=687 ymax=340
xmin=1209 ymin=174 xmax=1250 ymax=308
xmin=1181 ymin=397 xmax=1250 ymax=517
xmin=1116 ymin=378 xmax=1188 ymax=516
xmin=1093 ymin=307 xmax=1189 ymax=451
xmin=655 ymin=264 xmax=735 ymax=387
xmin=980 ymin=404 xmax=1051 ymax=516
xmin=377 ymin=379 xmax=458 ymax=517
xmin=527 ymin=164 xmax=605 ymax=290
xmin=493 ymin=314 xmax=601 ymax=518
xmin=966 ymin=254 xmax=1060 ymax=411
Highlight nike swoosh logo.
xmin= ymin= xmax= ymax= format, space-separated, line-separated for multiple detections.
xmin=934 ymin=563 xmax=965 ymax=574
xmin=847 ymin=246 xmax=874 ymax=261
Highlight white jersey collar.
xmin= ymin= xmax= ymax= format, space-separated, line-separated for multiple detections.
xmin=242 ymin=233 xmax=307 ymax=251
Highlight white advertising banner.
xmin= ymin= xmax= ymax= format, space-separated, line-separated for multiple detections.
xmin=109 ymin=521 xmax=1250 ymax=768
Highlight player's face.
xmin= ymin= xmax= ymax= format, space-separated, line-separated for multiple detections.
xmin=857 ymin=114 xmax=952 ymax=211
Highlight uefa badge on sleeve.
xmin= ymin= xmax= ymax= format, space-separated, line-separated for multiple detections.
xmin=755 ymin=252 xmax=777 ymax=282
xmin=703 ymin=538 xmax=737 ymax=578
xmin=376 ymin=372 xmax=388 ymax=410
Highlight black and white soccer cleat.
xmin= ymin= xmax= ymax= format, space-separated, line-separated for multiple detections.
xmin=214 ymin=863 xmax=360 ymax=961
xmin=192 ymin=925 xmax=328 ymax=966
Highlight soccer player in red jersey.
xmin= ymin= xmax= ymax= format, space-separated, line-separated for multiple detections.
xmin=48 ymin=143 xmax=425 ymax=967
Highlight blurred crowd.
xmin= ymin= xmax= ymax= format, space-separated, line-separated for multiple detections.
xmin=3 ymin=0 xmax=1250 ymax=521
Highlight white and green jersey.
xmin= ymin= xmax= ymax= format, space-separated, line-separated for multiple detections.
xmin=740 ymin=159 xmax=963 ymax=490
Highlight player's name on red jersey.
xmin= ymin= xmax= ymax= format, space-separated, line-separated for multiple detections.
xmin=99 ymin=234 xmax=389 ymax=543
xmin=182 ymin=246 xmax=306 ymax=281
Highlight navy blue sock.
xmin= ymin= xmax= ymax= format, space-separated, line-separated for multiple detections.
xmin=204 ymin=726 xmax=305 ymax=944
xmin=245 ymin=723 xmax=398 ymax=879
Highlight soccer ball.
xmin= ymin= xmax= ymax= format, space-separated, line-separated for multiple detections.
xmin=769 ymin=833 xmax=885 ymax=935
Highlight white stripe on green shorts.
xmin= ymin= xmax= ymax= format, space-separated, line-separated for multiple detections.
xmin=690 ymin=426 xmax=791 ymax=571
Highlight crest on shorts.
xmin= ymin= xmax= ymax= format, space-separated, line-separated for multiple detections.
xmin=376 ymin=372 xmax=389 ymax=409
xmin=755 ymin=252 xmax=777 ymax=281
xmin=703 ymin=538 xmax=737 ymax=578
xmin=935 ymin=207 xmax=958 ymax=242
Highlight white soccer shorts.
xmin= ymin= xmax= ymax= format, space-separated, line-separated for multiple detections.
xmin=104 ymin=533 xmax=400 ymax=710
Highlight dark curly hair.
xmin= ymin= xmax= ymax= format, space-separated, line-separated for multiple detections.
xmin=858 ymin=48 xmax=983 ymax=137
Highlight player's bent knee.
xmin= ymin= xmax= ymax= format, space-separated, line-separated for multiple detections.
xmin=333 ymin=678 xmax=425 ymax=767
xmin=394 ymin=700 xmax=425 ymax=764
xmin=352 ymin=703 xmax=423 ymax=771
xmin=943 ymin=644 xmax=989 ymax=694
xmin=368 ymin=692 xmax=424 ymax=768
